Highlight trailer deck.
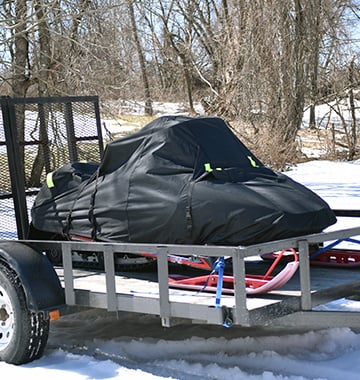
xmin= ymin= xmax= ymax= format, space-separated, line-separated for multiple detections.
xmin=30 ymin=224 xmax=360 ymax=330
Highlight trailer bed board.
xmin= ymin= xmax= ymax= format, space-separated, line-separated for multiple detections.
xmin=55 ymin=260 xmax=360 ymax=319
xmin=55 ymin=267 xmax=284 ymax=310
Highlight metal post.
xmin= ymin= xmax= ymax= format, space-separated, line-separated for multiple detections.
xmin=62 ymin=243 xmax=75 ymax=305
xmin=103 ymin=245 xmax=117 ymax=311
xmin=93 ymin=98 xmax=104 ymax=158
xmin=298 ymin=239 xmax=312 ymax=310
xmin=232 ymin=248 xmax=250 ymax=325
xmin=157 ymin=246 xmax=171 ymax=326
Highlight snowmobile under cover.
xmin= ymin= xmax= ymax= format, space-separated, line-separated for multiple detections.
xmin=30 ymin=115 xmax=336 ymax=246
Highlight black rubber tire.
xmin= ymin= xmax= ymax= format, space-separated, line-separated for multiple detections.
xmin=0 ymin=263 xmax=50 ymax=365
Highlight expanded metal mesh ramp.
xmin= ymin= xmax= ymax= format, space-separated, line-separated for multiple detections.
xmin=0 ymin=96 xmax=103 ymax=239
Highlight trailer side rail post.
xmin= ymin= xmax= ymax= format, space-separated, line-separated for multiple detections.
xmin=232 ymin=247 xmax=250 ymax=325
xmin=157 ymin=246 xmax=171 ymax=327
xmin=298 ymin=239 xmax=312 ymax=310
xmin=103 ymin=245 xmax=117 ymax=311
xmin=62 ymin=242 xmax=75 ymax=305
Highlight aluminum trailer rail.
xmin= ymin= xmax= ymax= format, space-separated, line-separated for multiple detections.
xmin=31 ymin=224 xmax=360 ymax=329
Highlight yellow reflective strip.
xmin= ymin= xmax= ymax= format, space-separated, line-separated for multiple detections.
xmin=46 ymin=172 xmax=55 ymax=188
xmin=247 ymin=156 xmax=259 ymax=168
xmin=204 ymin=163 xmax=213 ymax=172
xmin=215 ymin=167 xmax=222 ymax=171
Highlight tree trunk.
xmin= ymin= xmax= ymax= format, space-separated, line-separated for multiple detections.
xmin=12 ymin=0 xmax=30 ymax=175
xmin=128 ymin=0 xmax=153 ymax=116
xmin=348 ymin=57 xmax=357 ymax=160
xmin=28 ymin=0 xmax=52 ymax=187
xmin=309 ymin=1 xmax=321 ymax=130
xmin=12 ymin=0 xmax=30 ymax=98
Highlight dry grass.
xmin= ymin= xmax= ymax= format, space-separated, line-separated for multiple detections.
xmin=117 ymin=114 xmax=155 ymax=126
xmin=229 ymin=121 xmax=303 ymax=171
xmin=229 ymin=119 xmax=360 ymax=170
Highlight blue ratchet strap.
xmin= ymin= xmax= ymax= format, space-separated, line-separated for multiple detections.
xmin=212 ymin=257 xmax=225 ymax=309
xmin=310 ymin=238 xmax=360 ymax=259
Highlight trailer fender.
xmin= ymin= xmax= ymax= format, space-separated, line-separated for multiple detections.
xmin=0 ymin=241 xmax=65 ymax=311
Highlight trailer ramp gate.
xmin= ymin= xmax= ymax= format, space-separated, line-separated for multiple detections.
xmin=2 ymin=96 xmax=360 ymax=330
xmin=0 ymin=96 xmax=103 ymax=239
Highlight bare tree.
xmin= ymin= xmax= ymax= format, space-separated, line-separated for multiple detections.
xmin=5 ymin=0 xmax=31 ymax=166
xmin=27 ymin=0 xmax=53 ymax=186
xmin=1 ymin=0 xmax=360 ymax=168
xmin=151 ymin=0 xmax=196 ymax=112
xmin=128 ymin=0 xmax=153 ymax=115
xmin=347 ymin=57 xmax=358 ymax=159
xmin=11 ymin=0 xmax=31 ymax=98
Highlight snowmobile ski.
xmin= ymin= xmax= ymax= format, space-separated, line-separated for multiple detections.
xmin=169 ymin=248 xmax=299 ymax=295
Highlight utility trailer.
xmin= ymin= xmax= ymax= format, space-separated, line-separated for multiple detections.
xmin=1 ymin=96 xmax=360 ymax=365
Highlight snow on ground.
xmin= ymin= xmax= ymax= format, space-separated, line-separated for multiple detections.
xmin=302 ymin=100 xmax=360 ymax=131
xmin=115 ymin=100 xmax=205 ymax=117
xmin=300 ymin=99 xmax=360 ymax=158
xmin=0 ymin=161 xmax=360 ymax=379
xmin=287 ymin=159 xmax=360 ymax=210
xmin=101 ymin=101 xmax=205 ymax=140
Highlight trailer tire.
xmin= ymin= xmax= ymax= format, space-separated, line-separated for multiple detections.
xmin=0 ymin=263 xmax=50 ymax=365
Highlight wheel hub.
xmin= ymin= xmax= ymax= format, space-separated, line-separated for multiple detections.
xmin=0 ymin=286 xmax=14 ymax=349
xmin=0 ymin=306 xmax=9 ymax=322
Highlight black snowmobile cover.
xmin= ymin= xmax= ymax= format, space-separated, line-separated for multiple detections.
xmin=31 ymin=115 xmax=336 ymax=245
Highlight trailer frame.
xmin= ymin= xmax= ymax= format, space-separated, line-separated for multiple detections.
xmin=25 ymin=222 xmax=360 ymax=329
xmin=1 ymin=96 xmax=360 ymax=365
